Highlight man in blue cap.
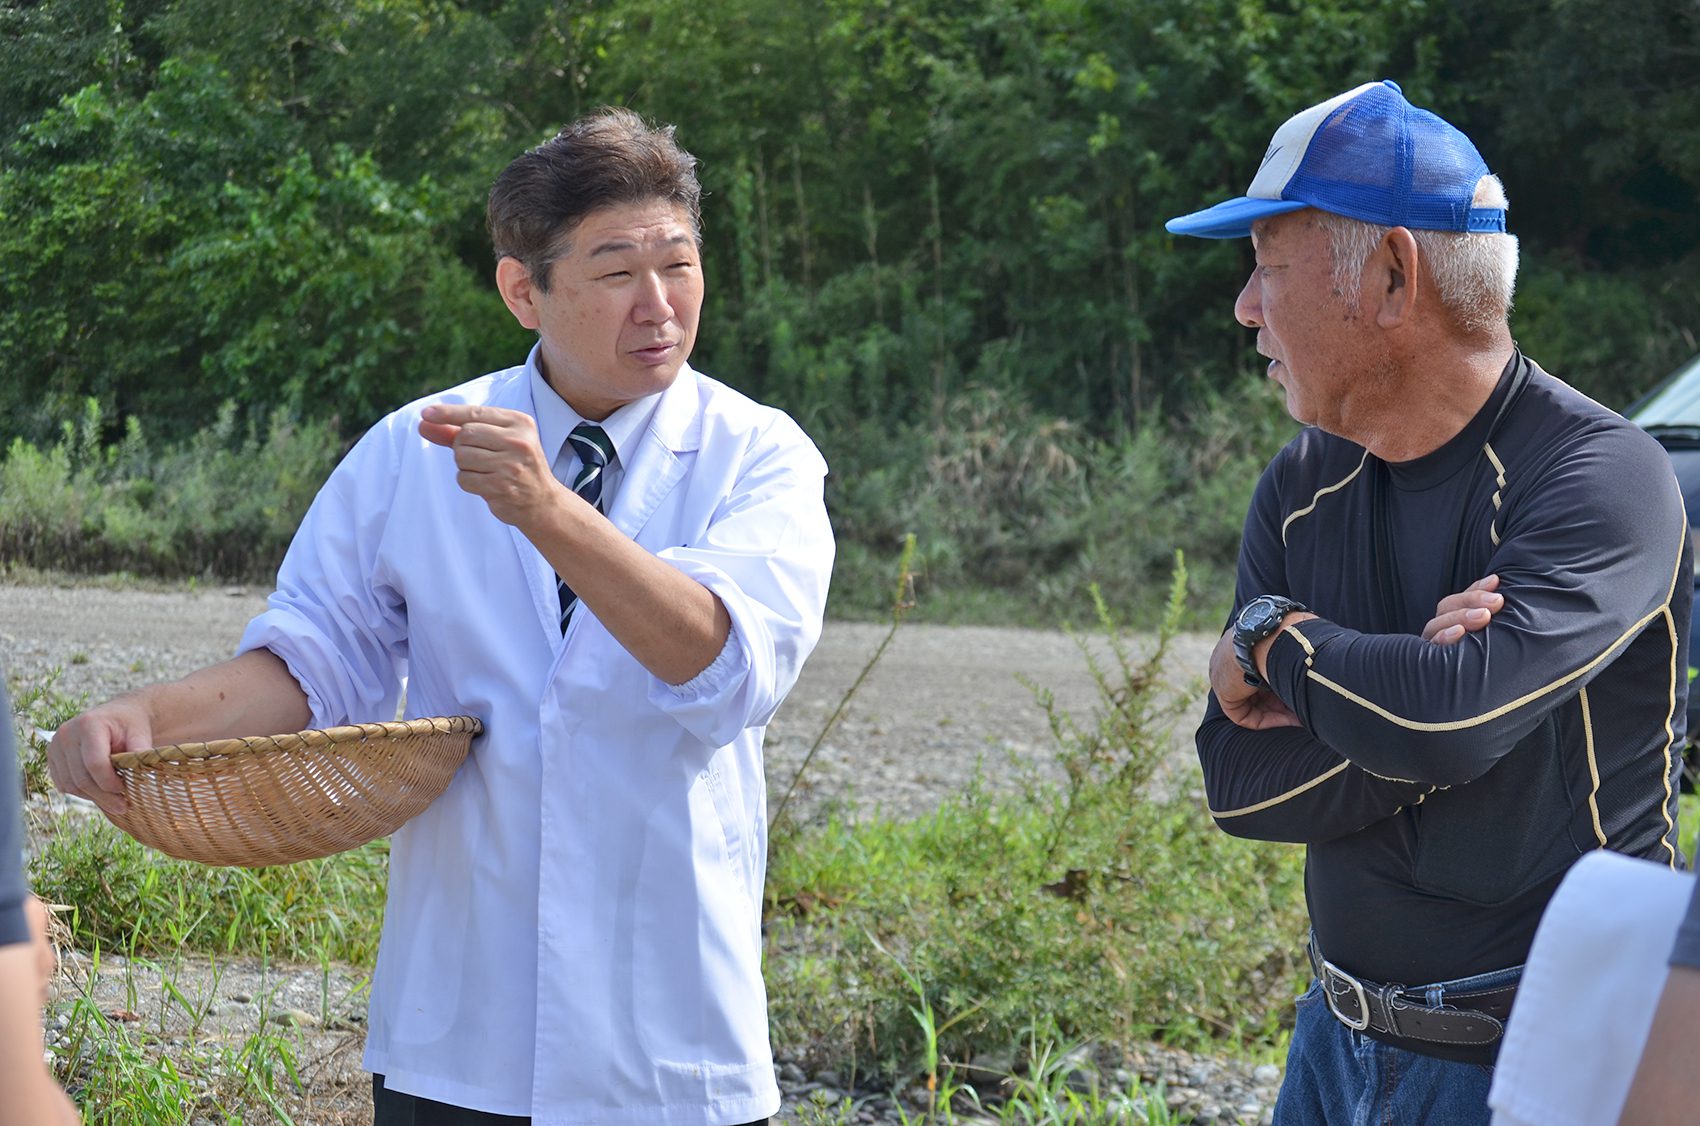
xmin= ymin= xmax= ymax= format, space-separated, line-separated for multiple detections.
xmin=1170 ymin=80 xmax=1691 ymax=1123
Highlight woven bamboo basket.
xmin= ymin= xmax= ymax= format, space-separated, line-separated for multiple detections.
xmin=102 ymin=716 xmax=482 ymax=867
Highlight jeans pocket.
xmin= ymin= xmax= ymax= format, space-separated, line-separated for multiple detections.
xmin=1295 ymin=977 xmax=1325 ymax=1009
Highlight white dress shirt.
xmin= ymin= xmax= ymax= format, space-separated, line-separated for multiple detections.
xmin=238 ymin=344 xmax=834 ymax=1124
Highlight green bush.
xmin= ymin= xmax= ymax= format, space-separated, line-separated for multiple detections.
xmin=825 ymin=382 xmax=1293 ymax=628
xmin=0 ymin=437 xmax=84 ymax=558
xmin=0 ymin=59 xmax=524 ymax=447
xmin=0 ymin=399 xmax=340 ymax=582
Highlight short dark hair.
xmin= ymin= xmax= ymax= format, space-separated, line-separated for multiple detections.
xmin=486 ymin=106 xmax=702 ymax=292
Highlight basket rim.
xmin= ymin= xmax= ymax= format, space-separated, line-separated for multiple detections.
xmin=110 ymin=715 xmax=483 ymax=770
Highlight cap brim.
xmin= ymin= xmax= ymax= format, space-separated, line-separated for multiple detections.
xmin=1165 ymin=196 xmax=1308 ymax=239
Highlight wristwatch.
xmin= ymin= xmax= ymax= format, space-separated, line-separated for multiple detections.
xmin=1232 ymin=595 xmax=1308 ymax=687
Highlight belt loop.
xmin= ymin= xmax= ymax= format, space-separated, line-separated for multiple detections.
xmin=1374 ymin=981 xmax=1405 ymax=1039
xmin=1424 ymin=984 xmax=1443 ymax=1008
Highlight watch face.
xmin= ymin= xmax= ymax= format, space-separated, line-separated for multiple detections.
xmin=1238 ymin=598 xmax=1280 ymax=633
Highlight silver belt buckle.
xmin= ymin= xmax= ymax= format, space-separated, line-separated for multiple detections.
xmin=1321 ymin=957 xmax=1371 ymax=1031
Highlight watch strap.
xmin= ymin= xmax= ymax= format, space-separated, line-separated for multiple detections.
xmin=1233 ymin=595 xmax=1307 ymax=687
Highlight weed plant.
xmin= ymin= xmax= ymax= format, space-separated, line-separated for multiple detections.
xmin=790 ymin=1057 xmax=1192 ymax=1126
xmin=764 ymin=557 xmax=1308 ymax=1093
xmin=55 ymin=986 xmax=306 ymax=1124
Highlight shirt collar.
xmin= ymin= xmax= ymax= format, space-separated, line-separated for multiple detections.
xmin=525 ymin=343 xmax=665 ymax=470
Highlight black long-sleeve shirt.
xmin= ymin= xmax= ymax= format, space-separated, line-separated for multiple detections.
xmin=1197 ymin=354 xmax=1691 ymax=986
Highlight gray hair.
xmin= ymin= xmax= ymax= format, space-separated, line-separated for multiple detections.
xmin=1318 ymin=175 xmax=1519 ymax=335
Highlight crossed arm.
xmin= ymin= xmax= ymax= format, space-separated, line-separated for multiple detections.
xmin=1207 ymin=575 xmax=1504 ymax=731
xmin=1197 ymin=578 xmax=1503 ymax=844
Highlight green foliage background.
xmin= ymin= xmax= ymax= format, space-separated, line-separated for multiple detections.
xmin=2 ymin=0 xmax=1697 ymax=620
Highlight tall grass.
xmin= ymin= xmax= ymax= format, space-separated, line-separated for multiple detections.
xmin=34 ymin=826 xmax=389 ymax=965
xmin=53 ymin=961 xmax=311 ymax=1126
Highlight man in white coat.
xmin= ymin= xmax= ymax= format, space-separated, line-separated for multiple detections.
xmin=47 ymin=107 xmax=835 ymax=1126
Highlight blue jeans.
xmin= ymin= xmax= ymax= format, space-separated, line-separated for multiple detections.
xmin=1272 ymin=978 xmax=1497 ymax=1126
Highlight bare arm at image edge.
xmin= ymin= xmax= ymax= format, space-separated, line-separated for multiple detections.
xmin=0 ymin=928 xmax=79 ymax=1125
xmin=1619 ymin=878 xmax=1700 ymax=1124
xmin=0 ymin=684 xmax=79 ymax=1125
xmin=46 ymin=647 xmax=311 ymax=815
xmin=1618 ymin=965 xmax=1700 ymax=1124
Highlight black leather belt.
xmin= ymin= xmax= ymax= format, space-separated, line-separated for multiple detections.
xmin=1306 ymin=934 xmax=1520 ymax=1059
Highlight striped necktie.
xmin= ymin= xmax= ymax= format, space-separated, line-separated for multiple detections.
xmin=557 ymin=422 xmax=613 ymax=632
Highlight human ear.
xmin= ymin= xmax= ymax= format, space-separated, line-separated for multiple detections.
xmin=1374 ymin=228 xmax=1419 ymax=328
xmin=495 ymin=257 xmax=543 ymax=331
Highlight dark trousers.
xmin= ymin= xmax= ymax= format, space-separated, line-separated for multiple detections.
xmin=373 ymin=1074 xmax=770 ymax=1125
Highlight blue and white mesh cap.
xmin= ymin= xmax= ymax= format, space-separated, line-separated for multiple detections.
xmin=1166 ymin=80 xmax=1508 ymax=240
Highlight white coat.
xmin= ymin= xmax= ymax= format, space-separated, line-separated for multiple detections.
xmin=238 ymin=352 xmax=834 ymax=1124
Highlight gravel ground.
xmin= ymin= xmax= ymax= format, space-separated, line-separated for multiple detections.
xmin=2 ymin=579 xmax=1283 ymax=1124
